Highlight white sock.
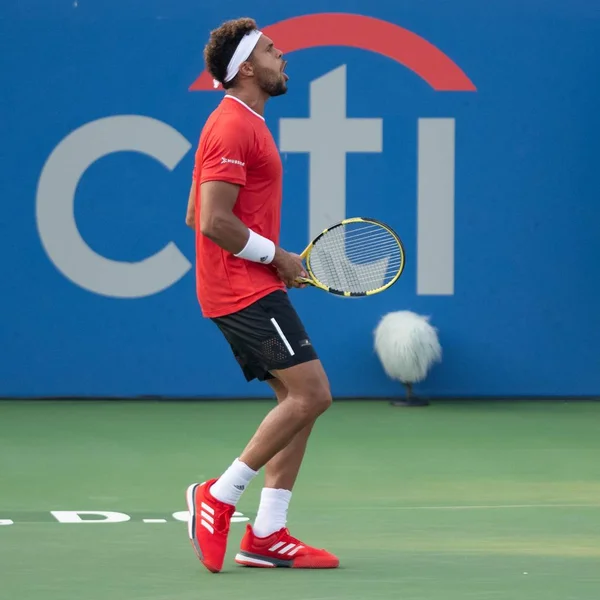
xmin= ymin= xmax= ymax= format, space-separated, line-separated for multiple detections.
xmin=209 ymin=458 xmax=258 ymax=506
xmin=252 ymin=488 xmax=292 ymax=538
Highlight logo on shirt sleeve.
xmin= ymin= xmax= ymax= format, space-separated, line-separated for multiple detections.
xmin=221 ymin=157 xmax=245 ymax=167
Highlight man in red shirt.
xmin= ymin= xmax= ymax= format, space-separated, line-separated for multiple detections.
xmin=184 ymin=17 xmax=338 ymax=573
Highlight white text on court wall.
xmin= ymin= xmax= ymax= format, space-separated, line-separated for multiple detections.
xmin=36 ymin=68 xmax=455 ymax=298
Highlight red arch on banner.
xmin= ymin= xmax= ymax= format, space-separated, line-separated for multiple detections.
xmin=189 ymin=13 xmax=476 ymax=92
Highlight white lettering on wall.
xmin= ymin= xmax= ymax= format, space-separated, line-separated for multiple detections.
xmin=35 ymin=74 xmax=457 ymax=298
xmin=36 ymin=115 xmax=192 ymax=298
xmin=280 ymin=67 xmax=456 ymax=295
xmin=280 ymin=65 xmax=383 ymax=240
xmin=417 ymin=118 xmax=455 ymax=295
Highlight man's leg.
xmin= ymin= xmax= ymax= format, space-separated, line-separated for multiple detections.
xmin=208 ymin=359 xmax=329 ymax=513
xmin=187 ymin=360 xmax=332 ymax=572
xmin=264 ymin=378 xmax=315 ymax=490
xmin=234 ymin=362 xmax=338 ymax=568
xmin=187 ymin=291 xmax=334 ymax=572
xmin=252 ymin=379 xmax=316 ymax=538
xmin=235 ymin=359 xmax=330 ymax=471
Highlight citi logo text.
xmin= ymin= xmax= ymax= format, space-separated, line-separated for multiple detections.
xmin=35 ymin=13 xmax=475 ymax=300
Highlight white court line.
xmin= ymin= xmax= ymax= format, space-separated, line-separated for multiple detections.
xmin=336 ymin=503 xmax=600 ymax=511
xmin=143 ymin=519 xmax=167 ymax=523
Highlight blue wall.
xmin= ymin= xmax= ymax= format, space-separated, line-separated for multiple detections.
xmin=2 ymin=1 xmax=599 ymax=398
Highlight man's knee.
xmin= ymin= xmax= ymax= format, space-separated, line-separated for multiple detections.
xmin=273 ymin=360 xmax=332 ymax=419
xmin=315 ymin=385 xmax=333 ymax=414
xmin=295 ymin=363 xmax=332 ymax=418
xmin=299 ymin=383 xmax=332 ymax=417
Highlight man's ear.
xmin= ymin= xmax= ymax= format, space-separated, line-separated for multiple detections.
xmin=238 ymin=60 xmax=254 ymax=78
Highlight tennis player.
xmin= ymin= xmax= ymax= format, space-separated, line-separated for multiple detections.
xmin=184 ymin=18 xmax=338 ymax=573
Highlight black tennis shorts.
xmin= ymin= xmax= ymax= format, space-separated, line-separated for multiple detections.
xmin=211 ymin=290 xmax=318 ymax=382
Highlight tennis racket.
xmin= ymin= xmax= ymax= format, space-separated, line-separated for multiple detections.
xmin=296 ymin=217 xmax=405 ymax=297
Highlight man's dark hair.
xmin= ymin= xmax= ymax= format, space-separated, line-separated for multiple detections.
xmin=204 ymin=17 xmax=258 ymax=89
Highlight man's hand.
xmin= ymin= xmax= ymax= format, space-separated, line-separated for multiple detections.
xmin=272 ymin=248 xmax=307 ymax=289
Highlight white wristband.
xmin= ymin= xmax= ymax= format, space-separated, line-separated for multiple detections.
xmin=234 ymin=229 xmax=276 ymax=264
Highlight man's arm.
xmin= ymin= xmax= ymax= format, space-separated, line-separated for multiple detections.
xmin=186 ymin=178 xmax=249 ymax=255
xmin=199 ymin=180 xmax=249 ymax=253
xmin=199 ymin=180 xmax=306 ymax=287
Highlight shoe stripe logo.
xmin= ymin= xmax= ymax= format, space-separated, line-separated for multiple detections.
xmin=200 ymin=510 xmax=214 ymax=525
xmin=278 ymin=543 xmax=296 ymax=555
xmin=200 ymin=519 xmax=214 ymax=534
xmin=200 ymin=502 xmax=215 ymax=516
xmin=267 ymin=541 xmax=305 ymax=556
xmin=269 ymin=541 xmax=286 ymax=552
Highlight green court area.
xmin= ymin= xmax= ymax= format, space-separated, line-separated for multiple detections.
xmin=1 ymin=399 xmax=600 ymax=600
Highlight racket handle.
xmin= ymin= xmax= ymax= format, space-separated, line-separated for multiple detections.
xmin=295 ymin=276 xmax=314 ymax=286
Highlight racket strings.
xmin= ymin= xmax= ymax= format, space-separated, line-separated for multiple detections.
xmin=342 ymin=233 xmax=398 ymax=253
xmin=335 ymin=224 xmax=386 ymax=243
xmin=309 ymin=221 xmax=403 ymax=293
xmin=344 ymin=243 xmax=402 ymax=261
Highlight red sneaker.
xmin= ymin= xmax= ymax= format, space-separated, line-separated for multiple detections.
xmin=186 ymin=479 xmax=235 ymax=573
xmin=235 ymin=525 xmax=339 ymax=569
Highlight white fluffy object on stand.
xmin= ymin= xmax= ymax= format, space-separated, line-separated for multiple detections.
xmin=374 ymin=311 xmax=442 ymax=385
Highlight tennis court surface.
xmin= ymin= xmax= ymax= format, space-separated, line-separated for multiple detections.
xmin=2 ymin=399 xmax=599 ymax=600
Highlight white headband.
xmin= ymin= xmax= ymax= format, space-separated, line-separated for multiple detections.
xmin=213 ymin=29 xmax=263 ymax=88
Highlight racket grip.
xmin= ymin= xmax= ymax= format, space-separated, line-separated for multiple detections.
xmin=295 ymin=276 xmax=314 ymax=286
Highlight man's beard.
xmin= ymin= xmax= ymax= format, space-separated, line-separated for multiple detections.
xmin=258 ymin=71 xmax=288 ymax=97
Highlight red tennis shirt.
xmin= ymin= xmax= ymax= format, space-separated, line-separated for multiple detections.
xmin=192 ymin=95 xmax=286 ymax=318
